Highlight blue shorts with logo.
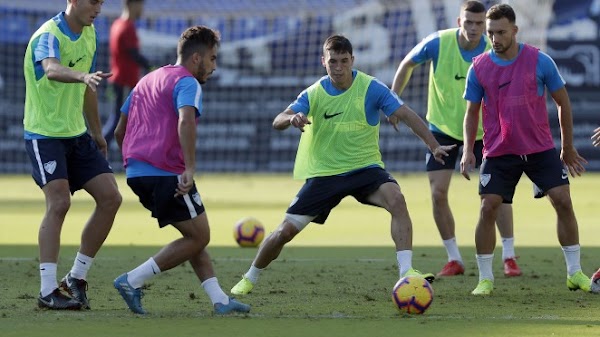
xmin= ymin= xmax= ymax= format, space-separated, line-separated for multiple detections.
xmin=287 ymin=166 xmax=398 ymax=224
xmin=25 ymin=133 xmax=113 ymax=194
xmin=479 ymin=148 xmax=568 ymax=203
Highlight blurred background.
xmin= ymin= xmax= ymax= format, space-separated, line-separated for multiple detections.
xmin=0 ymin=0 xmax=598 ymax=174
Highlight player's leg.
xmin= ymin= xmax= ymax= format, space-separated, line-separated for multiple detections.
xmin=525 ymin=149 xmax=590 ymax=292
xmin=231 ymin=217 xmax=310 ymax=296
xmin=429 ymin=170 xmax=465 ymax=276
xmin=26 ymin=138 xmax=82 ymax=310
xmin=426 ymin=133 xmax=464 ymax=276
xmin=546 ymin=184 xmax=590 ymax=292
xmin=232 ymin=177 xmax=339 ymax=295
xmin=38 ymin=179 xmax=83 ymax=310
xmin=185 ymin=245 xmax=251 ymax=314
xmin=496 ymin=203 xmax=522 ymax=276
xmin=472 ymin=156 xmax=520 ymax=295
xmin=113 ymin=176 xmax=203 ymax=314
xmin=59 ymin=135 xmax=121 ymax=309
xmin=360 ymin=168 xmax=434 ymax=282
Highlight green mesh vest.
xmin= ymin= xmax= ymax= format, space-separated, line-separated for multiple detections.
xmin=293 ymin=71 xmax=384 ymax=180
xmin=23 ymin=20 xmax=96 ymax=137
xmin=427 ymin=29 xmax=489 ymax=140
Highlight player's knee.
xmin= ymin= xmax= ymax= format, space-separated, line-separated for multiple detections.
xmin=387 ymin=192 xmax=408 ymax=216
xmin=97 ymin=190 xmax=122 ymax=213
xmin=47 ymin=196 xmax=71 ymax=217
xmin=480 ymin=199 xmax=500 ymax=219
xmin=271 ymin=221 xmax=299 ymax=244
xmin=430 ymin=188 xmax=449 ymax=204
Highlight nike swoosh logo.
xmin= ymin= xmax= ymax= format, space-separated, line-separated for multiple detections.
xmin=498 ymin=81 xmax=511 ymax=89
xmin=324 ymin=111 xmax=343 ymax=119
xmin=562 ymin=173 xmax=568 ymax=179
xmin=151 ymin=266 xmax=158 ymax=275
xmin=454 ymin=74 xmax=466 ymax=80
xmin=68 ymin=56 xmax=84 ymax=68
xmin=77 ymin=259 xmax=87 ymax=265
xmin=40 ymin=297 xmax=54 ymax=307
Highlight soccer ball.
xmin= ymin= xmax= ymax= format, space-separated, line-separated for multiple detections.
xmin=233 ymin=217 xmax=265 ymax=247
xmin=391 ymin=276 xmax=434 ymax=315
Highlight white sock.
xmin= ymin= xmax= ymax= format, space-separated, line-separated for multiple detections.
xmin=501 ymin=237 xmax=515 ymax=260
xmin=127 ymin=257 xmax=161 ymax=289
xmin=476 ymin=254 xmax=494 ymax=282
xmin=561 ymin=244 xmax=581 ymax=276
xmin=40 ymin=262 xmax=58 ymax=297
xmin=442 ymin=238 xmax=462 ymax=263
xmin=70 ymin=252 xmax=93 ymax=280
xmin=201 ymin=277 xmax=229 ymax=305
xmin=396 ymin=250 xmax=412 ymax=277
xmin=244 ymin=265 xmax=262 ymax=284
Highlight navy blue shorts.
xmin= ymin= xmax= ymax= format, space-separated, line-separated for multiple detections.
xmin=127 ymin=176 xmax=206 ymax=228
xmin=426 ymin=131 xmax=484 ymax=171
xmin=287 ymin=167 xmax=398 ymax=224
xmin=25 ymin=133 xmax=113 ymax=194
xmin=479 ymin=148 xmax=568 ymax=203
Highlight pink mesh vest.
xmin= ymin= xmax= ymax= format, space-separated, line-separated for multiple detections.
xmin=122 ymin=66 xmax=196 ymax=174
xmin=472 ymin=44 xmax=554 ymax=157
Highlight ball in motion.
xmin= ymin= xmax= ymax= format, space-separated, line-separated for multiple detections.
xmin=233 ymin=217 xmax=265 ymax=247
xmin=392 ymin=276 xmax=434 ymax=315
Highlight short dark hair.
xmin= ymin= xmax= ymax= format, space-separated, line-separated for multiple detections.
xmin=177 ymin=25 xmax=221 ymax=61
xmin=462 ymin=1 xmax=485 ymax=14
xmin=486 ymin=4 xmax=516 ymax=23
xmin=323 ymin=35 xmax=353 ymax=56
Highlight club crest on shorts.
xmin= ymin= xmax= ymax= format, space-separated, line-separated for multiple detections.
xmin=480 ymin=173 xmax=491 ymax=187
xmin=192 ymin=192 xmax=202 ymax=206
xmin=44 ymin=160 xmax=57 ymax=175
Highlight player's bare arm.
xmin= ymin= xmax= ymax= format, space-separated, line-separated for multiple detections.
xmin=273 ymin=108 xmax=311 ymax=132
xmin=460 ymin=101 xmax=480 ymax=180
xmin=41 ymin=58 xmax=112 ymax=92
xmin=391 ymin=58 xmax=418 ymax=96
xmin=83 ymin=86 xmax=108 ymax=157
xmin=176 ymin=106 xmax=197 ymax=197
xmin=114 ymin=114 xmax=128 ymax=150
xmin=388 ymin=105 xmax=455 ymax=164
xmin=551 ymin=87 xmax=587 ymax=177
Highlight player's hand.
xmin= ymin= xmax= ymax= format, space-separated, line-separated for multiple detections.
xmin=591 ymin=127 xmax=600 ymax=147
xmin=460 ymin=151 xmax=476 ymax=180
xmin=91 ymin=133 xmax=108 ymax=158
xmin=561 ymin=146 xmax=587 ymax=177
xmin=432 ymin=144 xmax=456 ymax=165
xmin=175 ymin=169 xmax=194 ymax=197
xmin=290 ymin=113 xmax=311 ymax=132
xmin=387 ymin=115 xmax=401 ymax=132
xmin=83 ymin=71 xmax=112 ymax=92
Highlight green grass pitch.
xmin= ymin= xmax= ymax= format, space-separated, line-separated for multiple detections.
xmin=0 ymin=173 xmax=599 ymax=336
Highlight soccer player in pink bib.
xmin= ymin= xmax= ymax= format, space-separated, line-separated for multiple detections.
xmin=460 ymin=4 xmax=592 ymax=295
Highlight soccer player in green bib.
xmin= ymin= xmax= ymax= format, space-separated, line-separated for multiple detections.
xmin=391 ymin=1 xmax=522 ymax=278
xmin=23 ymin=0 xmax=121 ymax=310
xmin=231 ymin=35 xmax=455 ymax=297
